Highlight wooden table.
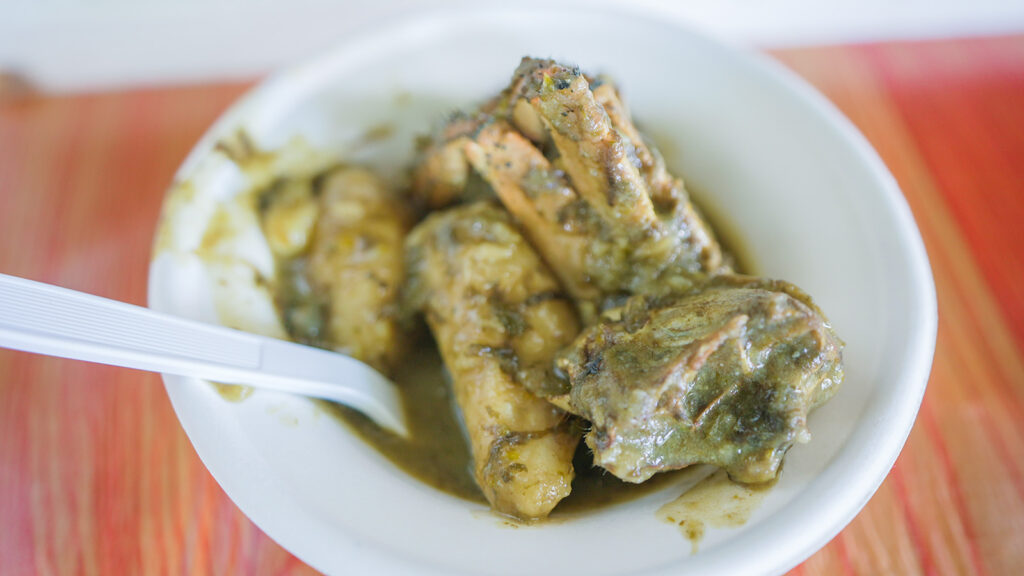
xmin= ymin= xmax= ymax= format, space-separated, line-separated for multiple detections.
xmin=2 ymin=35 xmax=1022 ymax=575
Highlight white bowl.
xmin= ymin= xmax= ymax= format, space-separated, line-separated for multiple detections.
xmin=148 ymin=6 xmax=937 ymax=576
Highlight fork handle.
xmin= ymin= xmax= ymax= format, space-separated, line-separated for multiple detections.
xmin=0 ymin=273 xmax=406 ymax=435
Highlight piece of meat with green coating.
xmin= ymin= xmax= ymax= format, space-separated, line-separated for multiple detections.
xmin=521 ymin=61 xmax=728 ymax=299
xmin=436 ymin=57 xmax=730 ymax=319
xmin=554 ymin=276 xmax=844 ymax=484
xmin=464 ymin=120 xmax=608 ymax=319
xmin=409 ymin=58 xmax=556 ymax=209
xmin=405 ymin=201 xmax=582 ymax=519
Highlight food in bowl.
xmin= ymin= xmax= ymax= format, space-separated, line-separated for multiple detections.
xmin=184 ymin=56 xmax=844 ymax=522
xmin=406 ymin=202 xmax=583 ymax=518
xmin=260 ymin=165 xmax=411 ymax=372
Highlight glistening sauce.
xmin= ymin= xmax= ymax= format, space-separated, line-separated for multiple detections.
xmin=319 ymin=341 xmax=483 ymax=503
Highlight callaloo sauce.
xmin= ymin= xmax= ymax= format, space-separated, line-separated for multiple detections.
xmin=196 ymin=129 xmax=762 ymax=519
xmin=689 ymin=185 xmax=758 ymax=277
xmin=318 ymin=340 xmax=484 ymax=503
xmin=304 ymin=192 xmax=755 ymax=519
xmin=322 ymin=337 xmax=692 ymax=516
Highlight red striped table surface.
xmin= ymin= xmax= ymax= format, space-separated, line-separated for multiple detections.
xmin=2 ymin=34 xmax=1023 ymax=575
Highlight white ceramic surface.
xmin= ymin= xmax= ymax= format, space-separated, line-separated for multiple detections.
xmin=148 ymin=7 xmax=937 ymax=576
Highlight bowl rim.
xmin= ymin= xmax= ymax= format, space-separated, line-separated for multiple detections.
xmin=149 ymin=5 xmax=938 ymax=575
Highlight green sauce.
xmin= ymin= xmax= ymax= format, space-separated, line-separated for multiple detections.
xmin=274 ymin=192 xmax=755 ymax=517
xmin=234 ymin=148 xmax=757 ymax=516
xmin=319 ymin=340 xmax=484 ymax=503
xmin=320 ymin=338 xmax=697 ymax=516
xmin=688 ymin=186 xmax=758 ymax=277
xmin=313 ymin=204 xmax=753 ymax=516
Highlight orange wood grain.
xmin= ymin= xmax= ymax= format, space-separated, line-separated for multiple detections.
xmin=774 ymin=37 xmax=1024 ymax=575
xmin=0 ymin=83 xmax=318 ymax=576
xmin=1 ymin=35 xmax=1023 ymax=575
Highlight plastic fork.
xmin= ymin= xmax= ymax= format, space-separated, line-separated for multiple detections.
xmin=0 ymin=273 xmax=408 ymax=437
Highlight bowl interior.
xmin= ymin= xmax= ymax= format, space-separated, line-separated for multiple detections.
xmin=149 ymin=8 xmax=936 ymax=576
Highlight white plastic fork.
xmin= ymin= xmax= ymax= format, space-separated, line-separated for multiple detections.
xmin=0 ymin=273 xmax=408 ymax=437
